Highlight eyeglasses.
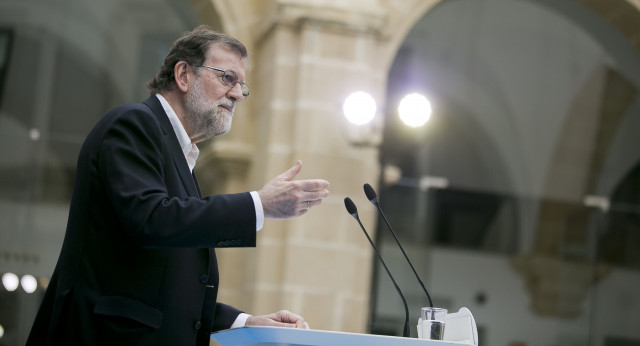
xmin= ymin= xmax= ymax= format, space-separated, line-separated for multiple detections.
xmin=198 ymin=65 xmax=250 ymax=98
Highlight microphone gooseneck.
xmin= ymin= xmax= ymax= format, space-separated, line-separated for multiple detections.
xmin=363 ymin=183 xmax=434 ymax=309
xmin=343 ymin=197 xmax=411 ymax=338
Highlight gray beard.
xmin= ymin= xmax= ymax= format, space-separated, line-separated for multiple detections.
xmin=184 ymin=77 xmax=233 ymax=140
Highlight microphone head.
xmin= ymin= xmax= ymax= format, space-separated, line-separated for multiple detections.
xmin=344 ymin=197 xmax=358 ymax=217
xmin=363 ymin=183 xmax=379 ymax=205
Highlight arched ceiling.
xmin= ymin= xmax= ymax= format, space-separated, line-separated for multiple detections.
xmin=571 ymin=0 xmax=640 ymax=52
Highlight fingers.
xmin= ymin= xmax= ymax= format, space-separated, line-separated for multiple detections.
xmin=278 ymin=160 xmax=303 ymax=182
xmin=275 ymin=162 xmax=330 ymax=191
xmin=275 ymin=310 xmax=310 ymax=329
xmin=259 ymin=161 xmax=330 ymax=219
xmin=247 ymin=310 xmax=310 ymax=329
xmin=298 ymin=179 xmax=330 ymax=192
xmin=297 ymin=196 xmax=325 ymax=213
xmin=298 ymin=320 xmax=310 ymax=329
xmin=295 ymin=184 xmax=330 ymax=214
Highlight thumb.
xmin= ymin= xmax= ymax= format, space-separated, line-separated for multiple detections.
xmin=278 ymin=160 xmax=302 ymax=181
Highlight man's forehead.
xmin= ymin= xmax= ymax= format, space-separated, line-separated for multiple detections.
xmin=204 ymin=45 xmax=246 ymax=82
xmin=205 ymin=44 xmax=244 ymax=64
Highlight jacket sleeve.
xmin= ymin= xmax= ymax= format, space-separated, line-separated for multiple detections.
xmin=212 ymin=303 xmax=244 ymax=332
xmin=95 ymin=106 xmax=256 ymax=248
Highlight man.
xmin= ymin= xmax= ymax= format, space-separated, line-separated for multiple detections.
xmin=27 ymin=25 xmax=330 ymax=346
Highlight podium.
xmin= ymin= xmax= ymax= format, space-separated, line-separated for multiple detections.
xmin=210 ymin=326 xmax=468 ymax=346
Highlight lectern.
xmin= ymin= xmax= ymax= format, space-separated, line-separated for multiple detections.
xmin=211 ymin=326 xmax=468 ymax=346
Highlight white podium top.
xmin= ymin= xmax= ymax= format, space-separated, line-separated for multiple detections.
xmin=211 ymin=326 xmax=468 ymax=346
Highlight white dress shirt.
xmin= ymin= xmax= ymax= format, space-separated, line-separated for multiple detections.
xmin=155 ymin=94 xmax=256 ymax=328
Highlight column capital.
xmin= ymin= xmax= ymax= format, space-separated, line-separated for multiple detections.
xmin=513 ymin=255 xmax=610 ymax=318
xmin=257 ymin=0 xmax=387 ymax=40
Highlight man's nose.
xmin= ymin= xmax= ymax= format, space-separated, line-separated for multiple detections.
xmin=227 ymin=83 xmax=245 ymax=102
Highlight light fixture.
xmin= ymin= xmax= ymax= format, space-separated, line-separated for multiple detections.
xmin=583 ymin=195 xmax=609 ymax=212
xmin=0 ymin=324 xmax=4 ymax=338
xmin=29 ymin=128 xmax=41 ymax=141
xmin=343 ymin=91 xmax=377 ymax=126
xmin=21 ymin=274 xmax=38 ymax=293
xmin=398 ymin=93 xmax=431 ymax=127
xmin=419 ymin=175 xmax=449 ymax=191
xmin=2 ymin=272 xmax=19 ymax=292
xmin=342 ymin=91 xmax=382 ymax=147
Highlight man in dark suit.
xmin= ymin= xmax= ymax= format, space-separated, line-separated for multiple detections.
xmin=26 ymin=25 xmax=330 ymax=346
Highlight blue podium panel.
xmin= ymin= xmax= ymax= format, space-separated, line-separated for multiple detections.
xmin=211 ymin=326 xmax=468 ymax=346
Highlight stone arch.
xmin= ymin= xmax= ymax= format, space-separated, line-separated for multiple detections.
xmin=378 ymin=0 xmax=640 ymax=72
xmin=571 ymin=0 xmax=640 ymax=53
xmin=530 ymin=0 xmax=640 ymax=257
xmin=379 ymin=0 xmax=446 ymax=71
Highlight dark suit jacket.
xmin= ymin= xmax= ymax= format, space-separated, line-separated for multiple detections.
xmin=27 ymin=96 xmax=257 ymax=346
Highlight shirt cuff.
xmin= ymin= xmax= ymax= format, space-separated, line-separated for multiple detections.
xmin=230 ymin=313 xmax=252 ymax=329
xmin=250 ymin=191 xmax=264 ymax=231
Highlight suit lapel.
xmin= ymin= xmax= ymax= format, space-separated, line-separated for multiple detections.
xmin=143 ymin=96 xmax=200 ymax=198
xmin=144 ymin=96 xmax=212 ymax=287
xmin=192 ymin=171 xmax=203 ymax=198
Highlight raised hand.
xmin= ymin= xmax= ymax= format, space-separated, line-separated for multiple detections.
xmin=258 ymin=161 xmax=330 ymax=219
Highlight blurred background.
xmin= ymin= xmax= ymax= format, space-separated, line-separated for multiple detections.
xmin=1 ymin=0 xmax=639 ymax=345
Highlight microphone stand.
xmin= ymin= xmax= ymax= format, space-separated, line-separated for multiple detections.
xmin=344 ymin=197 xmax=411 ymax=337
xmin=364 ymin=183 xmax=434 ymax=309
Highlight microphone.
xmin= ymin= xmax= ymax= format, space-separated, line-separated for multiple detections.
xmin=344 ymin=197 xmax=411 ymax=338
xmin=363 ymin=183 xmax=434 ymax=309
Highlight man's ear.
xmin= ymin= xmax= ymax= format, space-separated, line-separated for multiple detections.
xmin=174 ymin=61 xmax=191 ymax=93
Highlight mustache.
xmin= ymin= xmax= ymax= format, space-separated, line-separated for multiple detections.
xmin=218 ymin=99 xmax=234 ymax=112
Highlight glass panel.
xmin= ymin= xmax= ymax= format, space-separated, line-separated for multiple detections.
xmin=0 ymin=0 xmax=208 ymax=344
xmin=371 ymin=0 xmax=640 ymax=344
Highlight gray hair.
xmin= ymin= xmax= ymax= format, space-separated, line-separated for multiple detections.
xmin=146 ymin=25 xmax=248 ymax=95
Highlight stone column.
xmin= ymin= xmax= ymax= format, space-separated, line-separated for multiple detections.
xmin=214 ymin=0 xmax=387 ymax=332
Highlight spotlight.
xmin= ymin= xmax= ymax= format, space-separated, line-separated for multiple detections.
xmin=2 ymin=272 xmax=19 ymax=292
xmin=21 ymin=274 xmax=38 ymax=293
xmin=398 ymin=93 xmax=431 ymax=127
xmin=343 ymin=91 xmax=377 ymax=125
